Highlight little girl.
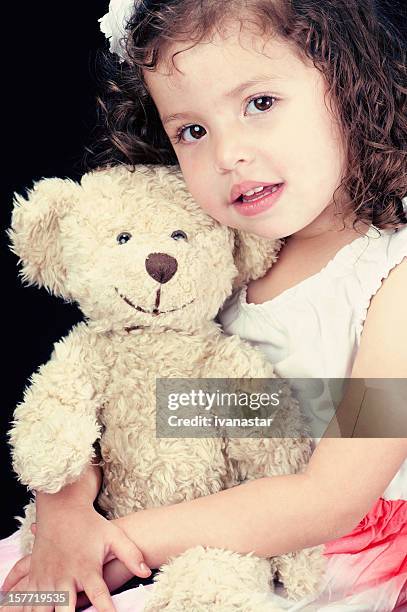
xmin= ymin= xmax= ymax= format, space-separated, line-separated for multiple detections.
xmin=2 ymin=0 xmax=407 ymax=610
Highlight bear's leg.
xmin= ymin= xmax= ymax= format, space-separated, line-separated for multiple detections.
xmin=142 ymin=545 xmax=285 ymax=611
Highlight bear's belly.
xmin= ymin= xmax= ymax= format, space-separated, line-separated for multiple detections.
xmin=96 ymin=340 xmax=238 ymax=517
xmin=97 ymin=433 xmax=235 ymax=518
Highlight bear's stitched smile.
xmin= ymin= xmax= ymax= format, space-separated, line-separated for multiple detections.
xmin=114 ymin=287 xmax=194 ymax=316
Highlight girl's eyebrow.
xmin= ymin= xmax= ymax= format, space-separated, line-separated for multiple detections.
xmin=161 ymin=74 xmax=276 ymax=126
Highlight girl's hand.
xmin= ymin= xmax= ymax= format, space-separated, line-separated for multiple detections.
xmin=76 ymin=557 xmax=139 ymax=610
xmin=1 ymin=505 xmax=151 ymax=612
xmin=75 ymin=515 xmax=155 ymax=610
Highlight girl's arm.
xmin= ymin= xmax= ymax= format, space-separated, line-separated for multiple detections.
xmin=116 ymin=437 xmax=407 ymax=569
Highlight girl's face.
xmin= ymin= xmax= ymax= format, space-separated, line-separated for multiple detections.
xmin=144 ymin=24 xmax=347 ymax=240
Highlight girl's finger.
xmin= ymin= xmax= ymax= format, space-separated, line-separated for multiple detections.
xmin=29 ymin=524 xmax=36 ymax=536
xmin=109 ymin=528 xmax=151 ymax=579
xmin=1 ymin=556 xmax=31 ymax=593
xmin=0 ymin=574 xmax=29 ymax=612
xmin=101 ymin=558 xmax=138 ymax=594
xmin=22 ymin=580 xmax=54 ymax=612
xmin=55 ymin=582 xmax=76 ymax=612
xmin=81 ymin=574 xmax=116 ymax=612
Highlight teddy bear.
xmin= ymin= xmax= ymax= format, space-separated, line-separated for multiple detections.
xmin=7 ymin=164 xmax=325 ymax=611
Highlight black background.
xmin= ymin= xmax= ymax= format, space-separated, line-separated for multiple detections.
xmin=1 ymin=1 xmax=406 ymax=540
xmin=2 ymin=1 xmax=109 ymax=539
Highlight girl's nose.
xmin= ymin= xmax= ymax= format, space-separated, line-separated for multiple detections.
xmin=213 ymin=130 xmax=254 ymax=173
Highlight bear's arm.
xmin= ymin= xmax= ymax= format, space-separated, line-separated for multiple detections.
xmin=8 ymin=323 xmax=107 ymax=494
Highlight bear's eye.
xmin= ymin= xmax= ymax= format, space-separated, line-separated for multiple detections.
xmin=117 ymin=232 xmax=132 ymax=245
xmin=171 ymin=230 xmax=188 ymax=241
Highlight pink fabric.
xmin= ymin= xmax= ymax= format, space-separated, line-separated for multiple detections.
xmin=321 ymin=497 xmax=407 ymax=609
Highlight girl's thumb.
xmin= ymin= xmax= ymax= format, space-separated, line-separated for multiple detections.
xmin=30 ymin=522 xmax=37 ymax=535
xmin=110 ymin=532 xmax=152 ymax=578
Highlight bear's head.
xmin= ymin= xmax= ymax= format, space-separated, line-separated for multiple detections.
xmin=9 ymin=165 xmax=282 ymax=333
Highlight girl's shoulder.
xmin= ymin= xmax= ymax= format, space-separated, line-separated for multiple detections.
xmin=351 ymin=223 xmax=407 ymax=378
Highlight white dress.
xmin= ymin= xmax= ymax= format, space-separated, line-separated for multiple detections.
xmin=216 ymin=223 xmax=407 ymax=610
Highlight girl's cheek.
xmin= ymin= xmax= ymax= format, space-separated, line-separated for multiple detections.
xmin=178 ymin=154 xmax=204 ymax=188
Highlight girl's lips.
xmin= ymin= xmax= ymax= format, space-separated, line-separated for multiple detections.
xmin=232 ymin=183 xmax=284 ymax=216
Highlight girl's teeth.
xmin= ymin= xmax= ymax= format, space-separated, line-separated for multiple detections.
xmin=241 ymin=184 xmax=280 ymax=202
xmin=243 ymin=186 xmax=265 ymax=196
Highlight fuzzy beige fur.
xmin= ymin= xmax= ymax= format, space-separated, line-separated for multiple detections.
xmin=8 ymin=164 xmax=324 ymax=610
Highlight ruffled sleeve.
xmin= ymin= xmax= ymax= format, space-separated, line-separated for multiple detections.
xmin=354 ymin=224 xmax=407 ymax=345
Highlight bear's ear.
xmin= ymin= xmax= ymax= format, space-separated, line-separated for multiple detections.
xmin=7 ymin=177 xmax=79 ymax=297
xmin=232 ymin=230 xmax=285 ymax=289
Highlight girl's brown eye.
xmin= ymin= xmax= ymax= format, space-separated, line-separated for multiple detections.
xmin=171 ymin=230 xmax=188 ymax=241
xmin=252 ymin=97 xmax=274 ymax=112
xmin=188 ymin=126 xmax=205 ymax=139
xmin=117 ymin=232 xmax=132 ymax=245
xmin=177 ymin=125 xmax=206 ymax=143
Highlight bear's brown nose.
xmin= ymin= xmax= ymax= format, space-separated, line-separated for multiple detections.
xmin=145 ymin=253 xmax=178 ymax=284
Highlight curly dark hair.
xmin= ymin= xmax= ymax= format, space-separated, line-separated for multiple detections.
xmin=86 ymin=0 xmax=407 ymax=231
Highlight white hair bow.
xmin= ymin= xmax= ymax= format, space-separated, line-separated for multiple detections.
xmin=99 ymin=0 xmax=141 ymax=62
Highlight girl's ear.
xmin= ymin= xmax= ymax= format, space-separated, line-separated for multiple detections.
xmin=7 ymin=177 xmax=79 ymax=297
xmin=232 ymin=229 xmax=284 ymax=289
